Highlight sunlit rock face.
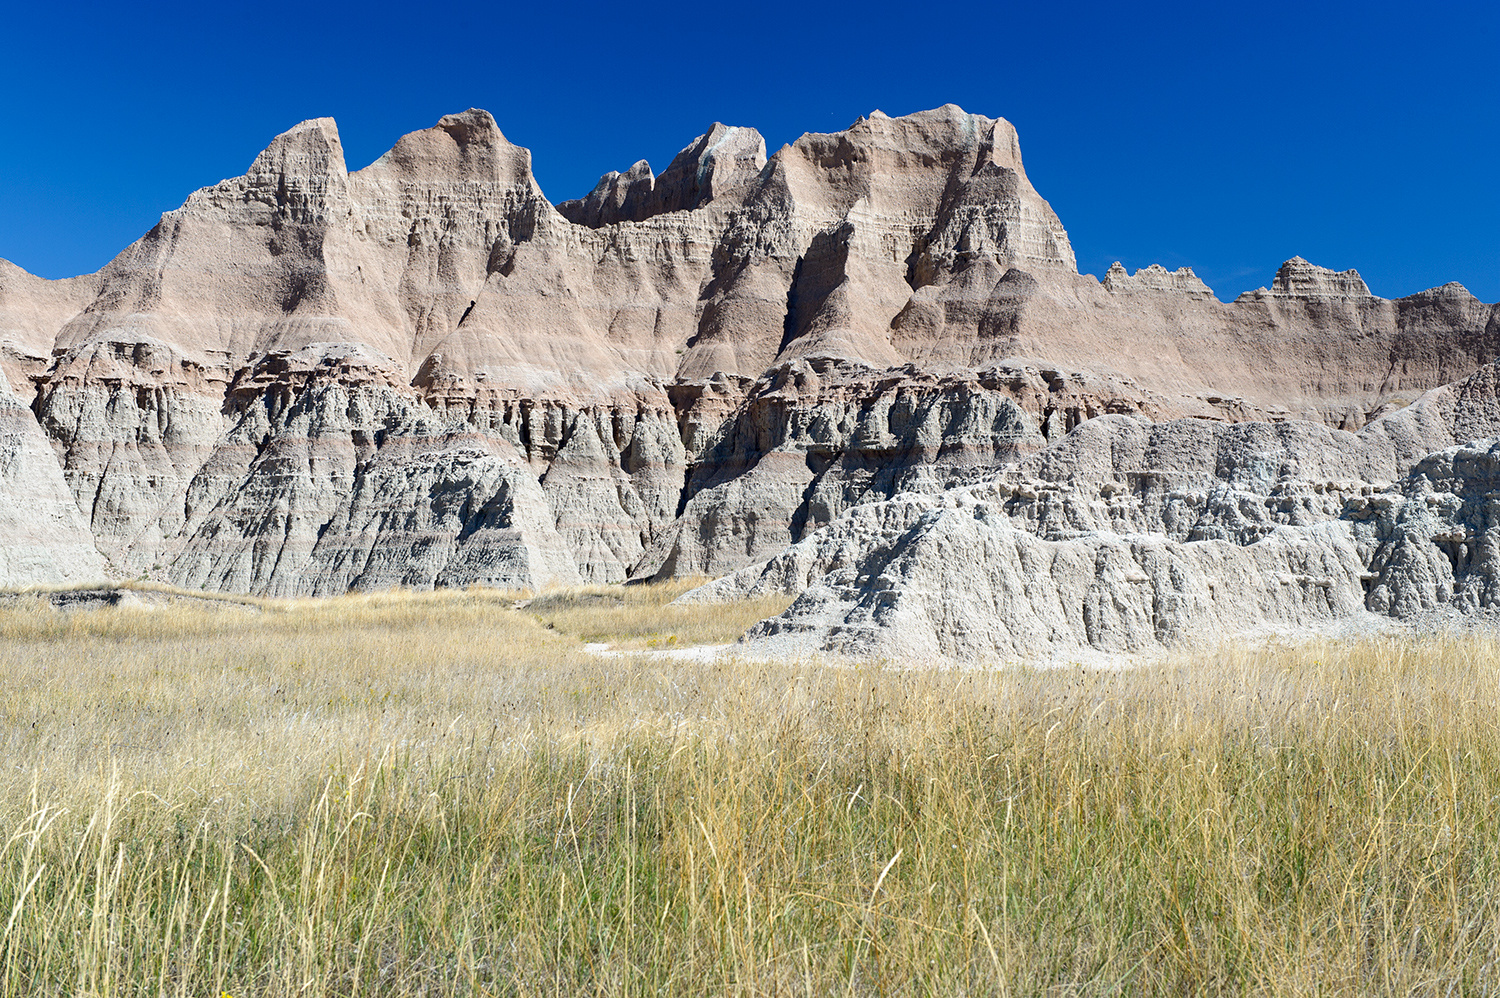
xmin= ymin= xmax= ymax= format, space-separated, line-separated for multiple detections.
xmin=0 ymin=366 xmax=105 ymax=587
xmin=1 ymin=103 xmax=1498 ymax=622
xmin=688 ymin=367 xmax=1500 ymax=662
xmin=1103 ymin=262 xmax=1214 ymax=300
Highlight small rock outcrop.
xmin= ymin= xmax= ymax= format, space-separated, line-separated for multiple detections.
xmin=558 ymin=123 xmax=768 ymax=227
xmin=1103 ymin=262 xmax=1215 ymax=299
xmin=1237 ymin=256 xmax=1374 ymax=300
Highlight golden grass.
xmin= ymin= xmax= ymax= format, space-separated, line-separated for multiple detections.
xmin=525 ymin=578 xmax=795 ymax=648
xmin=1 ymin=587 xmax=1499 ymax=995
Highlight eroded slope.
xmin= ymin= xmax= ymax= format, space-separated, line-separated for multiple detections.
xmin=1 ymin=103 xmax=1496 ymax=603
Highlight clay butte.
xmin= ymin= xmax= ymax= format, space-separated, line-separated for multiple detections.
xmin=1 ymin=104 xmax=1497 ymax=660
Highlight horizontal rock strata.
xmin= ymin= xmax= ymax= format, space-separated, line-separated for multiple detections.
xmin=1 ymin=101 xmax=1498 ymax=653
xmin=685 ymin=362 xmax=1500 ymax=660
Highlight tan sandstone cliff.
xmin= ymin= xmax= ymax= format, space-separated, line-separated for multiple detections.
xmin=2 ymin=103 xmax=1497 ymax=646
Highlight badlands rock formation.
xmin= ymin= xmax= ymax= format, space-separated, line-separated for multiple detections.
xmin=686 ymin=361 xmax=1500 ymax=660
xmin=0 ymin=365 xmax=104 ymax=586
xmin=3 ymin=102 xmax=1499 ymax=657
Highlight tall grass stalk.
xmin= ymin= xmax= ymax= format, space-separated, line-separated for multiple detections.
xmin=2 ymin=590 xmax=1499 ymax=994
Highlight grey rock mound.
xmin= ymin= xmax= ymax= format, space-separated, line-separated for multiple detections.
xmin=693 ymin=490 xmax=1371 ymax=662
xmin=687 ymin=364 xmax=1500 ymax=661
xmin=168 ymin=345 xmax=581 ymax=597
xmin=0 ymin=369 xmax=105 ymax=587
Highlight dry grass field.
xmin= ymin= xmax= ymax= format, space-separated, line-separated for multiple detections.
xmin=1 ymin=583 xmax=1499 ymax=995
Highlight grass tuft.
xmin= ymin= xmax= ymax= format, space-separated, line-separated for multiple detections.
xmin=1 ymin=589 xmax=1498 ymax=994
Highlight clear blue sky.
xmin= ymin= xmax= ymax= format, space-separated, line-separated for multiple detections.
xmin=2 ymin=1 xmax=1496 ymax=302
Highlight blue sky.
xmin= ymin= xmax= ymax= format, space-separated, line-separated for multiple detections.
xmin=2 ymin=1 xmax=1496 ymax=301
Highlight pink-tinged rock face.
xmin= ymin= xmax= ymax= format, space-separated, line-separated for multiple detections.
xmin=0 ymin=102 xmax=1498 ymax=619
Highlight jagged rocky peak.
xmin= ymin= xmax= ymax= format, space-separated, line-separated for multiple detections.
xmin=359 ymin=108 xmax=537 ymax=188
xmin=185 ymin=116 xmax=352 ymax=223
xmin=1237 ymin=256 xmax=1375 ymax=301
xmin=800 ymin=104 xmax=1026 ymax=179
xmin=559 ymin=122 xmax=767 ymax=227
xmin=844 ymin=106 xmax=1077 ymax=279
xmin=1400 ymin=281 xmax=1482 ymax=307
xmin=244 ymin=117 xmax=348 ymax=182
xmin=655 ymin=123 xmax=767 ymax=212
xmin=560 ymin=160 xmax=657 ymax=227
xmin=225 ymin=108 xmax=533 ymax=200
xmin=1103 ymin=262 xmax=1216 ymax=299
